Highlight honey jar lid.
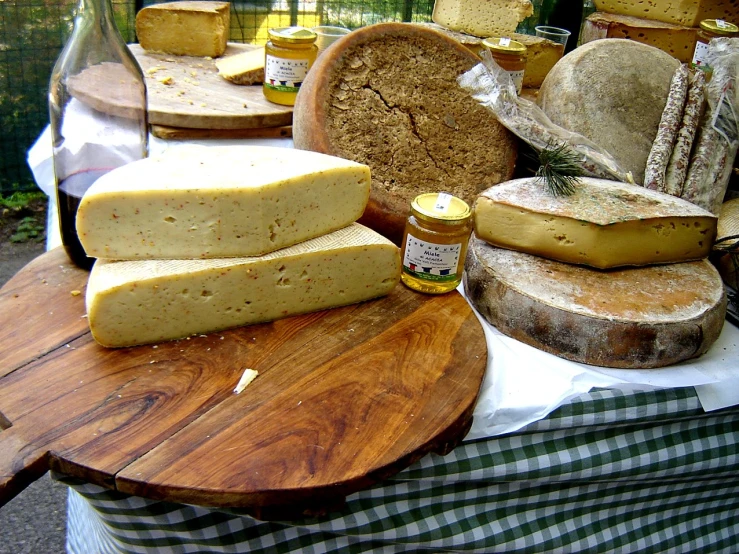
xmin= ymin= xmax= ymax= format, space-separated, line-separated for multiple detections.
xmin=411 ymin=192 xmax=471 ymax=224
xmin=481 ymin=37 xmax=527 ymax=54
xmin=699 ymin=19 xmax=739 ymax=34
xmin=268 ymin=26 xmax=318 ymax=43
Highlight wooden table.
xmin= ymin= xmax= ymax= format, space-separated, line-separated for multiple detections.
xmin=0 ymin=249 xmax=487 ymax=518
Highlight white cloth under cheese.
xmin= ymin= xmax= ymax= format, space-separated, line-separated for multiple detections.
xmin=86 ymin=223 xmax=401 ymax=348
xmin=76 ymin=145 xmax=371 ymax=260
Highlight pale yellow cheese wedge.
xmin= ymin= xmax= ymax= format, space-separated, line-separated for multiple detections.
xmin=76 ymin=145 xmax=371 ymax=260
xmin=86 ymin=224 xmax=401 ymax=347
xmin=216 ymin=47 xmax=264 ymax=85
xmin=473 ymin=177 xmax=717 ymax=269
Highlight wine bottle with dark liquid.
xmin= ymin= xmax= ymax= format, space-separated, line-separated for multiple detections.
xmin=48 ymin=0 xmax=148 ymax=270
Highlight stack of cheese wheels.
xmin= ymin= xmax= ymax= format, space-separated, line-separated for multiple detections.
xmin=464 ymin=177 xmax=727 ymax=369
xmin=293 ymin=22 xmax=518 ymax=246
xmin=76 ymin=145 xmax=402 ymax=348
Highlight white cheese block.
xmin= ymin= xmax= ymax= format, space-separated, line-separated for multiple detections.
xmin=473 ymin=177 xmax=718 ymax=269
xmin=464 ymin=235 xmax=727 ymax=369
xmin=216 ymin=47 xmax=264 ymax=85
xmin=432 ymin=0 xmax=533 ymax=37
xmin=76 ymin=145 xmax=371 ymax=260
xmin=86 ymin=223 xmax=401 ymax=348
xmin=135 ymin=1 xmax=230 ymax=58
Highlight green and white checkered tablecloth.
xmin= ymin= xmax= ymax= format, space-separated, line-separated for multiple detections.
xmin=59 ymin=386 xmax=739 ymax=553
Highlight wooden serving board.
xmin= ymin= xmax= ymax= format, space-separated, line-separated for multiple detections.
xmin=69 ymin=44 xmax=293 ymax=131
xmin=0 ymin=249 xmax=487 ymax=517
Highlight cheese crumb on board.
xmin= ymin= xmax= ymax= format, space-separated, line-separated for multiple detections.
xmin=473 ymin=177 xmax=717 ymax=269
xmin=76 ymin=145 xmax=371 ymax=260
xmin=216 ymin=47 xmax=265 ymax=85
xmin=234 ymin=369 xmax=258 ymax=393
xmin=135 ymin=1 xmax=230 ymax=58
xmin=85 ymin=224 xmax=401 ymax=348
xmin=432 ymin=0 xmax=533 ymax=37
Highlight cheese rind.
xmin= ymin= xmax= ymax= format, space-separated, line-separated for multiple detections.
xmin=593 ymin=0 xmax=739 ymax=28
xmin=86 ymin=224 xmax=401 ymax=348
xmin=473 ymin=177 xmax=717 ymax=268
xmin=136 ymin=1 xmax=230 ymax=58
xmin=581 ymin=12 xmax=699 ymax=63
xmin=76 ymin=145 xmax=371 ymax=260
xmin=432 ymin=0 xmax=534 ymax=37
xmin=216 ymin=47 xmax=265 ymax=85
xmin=464 ymin=235 xmax=726 ymax=368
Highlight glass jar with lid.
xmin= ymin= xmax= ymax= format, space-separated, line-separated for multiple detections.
xmin=482 ymin=37 xmax=527 ymax=94
xmin=691 ymin=19 xmax=739 ymax=80
xmin=400 ymin=192 xmax=473 ymax=295
xmin=264 ymin=26 xmax=318 ymax=106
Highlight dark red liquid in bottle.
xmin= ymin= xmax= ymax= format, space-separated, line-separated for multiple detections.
xmin=57 ymin=168 xmax=109 ymax=270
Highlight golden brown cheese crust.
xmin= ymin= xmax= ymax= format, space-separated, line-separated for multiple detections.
xmin=293 ymin=22 xmax=517 ymax=245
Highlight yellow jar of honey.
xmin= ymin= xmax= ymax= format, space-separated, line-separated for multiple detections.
xmin=482 ymin=37 xmax=527 ymax=94
xmin=400 ymin=192 xmax=473 ymax=295
xmin=264 ymin=27 xmax=318 ymax=106
xmin=691 ymin=19 xmax=739 ymax=80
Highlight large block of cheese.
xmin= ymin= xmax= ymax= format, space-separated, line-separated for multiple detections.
xmin=464 ymin=236 xmax=726 ymax=369
xmin=76 ymin=145 xmax=371 ymax=260
xmin=593 ymin=0 xmax=738 ymax=28
xmin=432 ymin=0 xmax=533 ymax=37
xmin=473 ymin=177 xmax=717 ymax=268
xmin=86 ymin=224 xmax=401 ymax=347
xmin=581 ymin=12 xmax=699 ymax=63
xmin=136 ymin=1 xmax=230 ymax=58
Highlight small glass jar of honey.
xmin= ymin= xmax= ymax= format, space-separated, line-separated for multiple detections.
xmin=691 ymin=19 xmax=739 ymax=80
xmin=400 ymin=192 xmax=473 ymax=295
xmin=264 ymin=27 xmax=318 ymax=106
xmin=482 ymin=37 xmax=527 ymax=94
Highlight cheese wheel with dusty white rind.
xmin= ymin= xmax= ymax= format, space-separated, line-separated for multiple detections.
xmin=293 ymin=22 xmax=517 ymax=246
xmin=464 ymin=235 xmax=726 ymax=369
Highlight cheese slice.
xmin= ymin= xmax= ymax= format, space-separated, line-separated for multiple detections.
xmin=86 ymin=223 xmax=401 ymax=348
xmin=464 ymin=235 xmax=726 ymax=369
xmin=135 ymin=1 xmax=230 ymax=58
xmin=76 ymin=145 xmax=371 ymax=260
xmin=473 ymin=177 xmax=717 ymax=269
xmin=216 ymin=47 xmax=265 ymax=85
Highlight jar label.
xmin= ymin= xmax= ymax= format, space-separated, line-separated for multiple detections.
xmin=691 ymin=41 xmax=711 ymax=71
xmin=265 ymin=55 xmax=310 ymax=92
xmin=509 ymin=69 xmax=524 ymax=94
xmin=402 ymin=233 xmax=462 ymax=283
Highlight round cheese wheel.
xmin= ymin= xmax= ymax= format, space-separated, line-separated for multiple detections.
xmin=293 ymin=22 xmax=517 ymax=245
xmin=537 ymin=39 xmax=680 ymax=185
xmin=464 ymin=235 xmax=727 ymax=369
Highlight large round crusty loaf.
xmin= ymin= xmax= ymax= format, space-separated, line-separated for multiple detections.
xmin=293 ymin=22 xmax=517 ymax=245
xmin=537 ymin=39 xmax=680 ymax=185
xmin=464 ymin=235 xmax=727 ymax=369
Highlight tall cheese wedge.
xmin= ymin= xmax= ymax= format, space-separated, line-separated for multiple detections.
xmin=473 ymin=177 xmax=717 ymax=269
xmin=432 ymin=0 xmax=533 ymax=37
xmin=135 ymin=1 xmax=230 ymax=58
xmin=86 ymin=224 xmax=401 ymax=348
xmin=464 ymin=236 xmax=726 ymax=369
xmin=76 ymin=145 xmax=371 ymax=260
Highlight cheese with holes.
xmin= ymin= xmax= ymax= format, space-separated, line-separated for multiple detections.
xmin=136 ymin=1 xmax=230 ymax=58
xmin=581 ymin=13 xmax=699 ymax=63
xmin=216 ymin=47 xmax=265 ymax=85
xmin=76 ymin=145 xmax=371 ymax=260
xmin=464 ymin=235 xmax=726 ymax=368
xmin=432 ymin=0 xmax=533 ymax=37
xmin=86 ymin=223 xmax=401 ymax=347
xmin=593 ymin=0 xmax=738 ymax=27
xmin=473 ymin=177 xmax=717 ymax=268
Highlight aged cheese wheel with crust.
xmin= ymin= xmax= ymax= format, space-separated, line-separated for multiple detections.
xmin=464 ymin=235 xmax=726 ymax=368
xmin=293 ymin=22 xmax=517 ymax=245
xmin=538 ymin=39 xmax=680 ymax=185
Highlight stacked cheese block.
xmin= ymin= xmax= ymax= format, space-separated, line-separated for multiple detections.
xmin=76 ymin=146 xmax=401 ymax=348
xmin=464 ymin=177 xmax=727 ymax=369
xmin=581 ymin=0 xmax=739 ymax=62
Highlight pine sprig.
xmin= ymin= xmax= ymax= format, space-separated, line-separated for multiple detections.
xmin=533 ymin=141 xmax=583 ymax=197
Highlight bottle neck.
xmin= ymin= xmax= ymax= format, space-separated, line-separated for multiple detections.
xmin=75 ymin=0 xmax=116 ymax=32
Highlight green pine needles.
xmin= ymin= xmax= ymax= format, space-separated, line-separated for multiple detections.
xmin=533 ymin=141 xmax=583 ymax=197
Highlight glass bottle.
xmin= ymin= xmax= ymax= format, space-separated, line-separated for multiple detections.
xmin=263 ymin=27 xmax=318 ymax=106
xmin=49 ymin=0 xmax=148 ymax=270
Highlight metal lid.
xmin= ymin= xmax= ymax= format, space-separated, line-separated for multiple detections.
xmin=411 ymin=193 xmax=471 ymax=224
xmin=481 ymin=37 xmax=527 ymax=54
xmin=699 ymin=19 xmax=739 ymax=34
xmin=268 ymin=26 xmax=318 ymax=43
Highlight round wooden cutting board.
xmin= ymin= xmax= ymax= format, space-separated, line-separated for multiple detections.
xmin=0 ymin=249 xmax=487 ymax=518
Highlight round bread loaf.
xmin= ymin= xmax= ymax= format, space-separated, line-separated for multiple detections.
xmin=464 ymin=235 xmax=727 ymax=369
xmin=293 ymin=22 xmax=517 ymax=245
xmin=537 ymin=39 xmax=680 ymax=185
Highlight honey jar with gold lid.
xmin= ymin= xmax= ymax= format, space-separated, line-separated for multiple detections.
xmin=264 ymin=26 xmax=318 ymax=106
xmin=691 ymin=19 xmax=739 ymax=79
xmin=482 ymin=37 xmax=527 ymax=94
xmin=400 ymin=192 xmax=473 ymax=295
